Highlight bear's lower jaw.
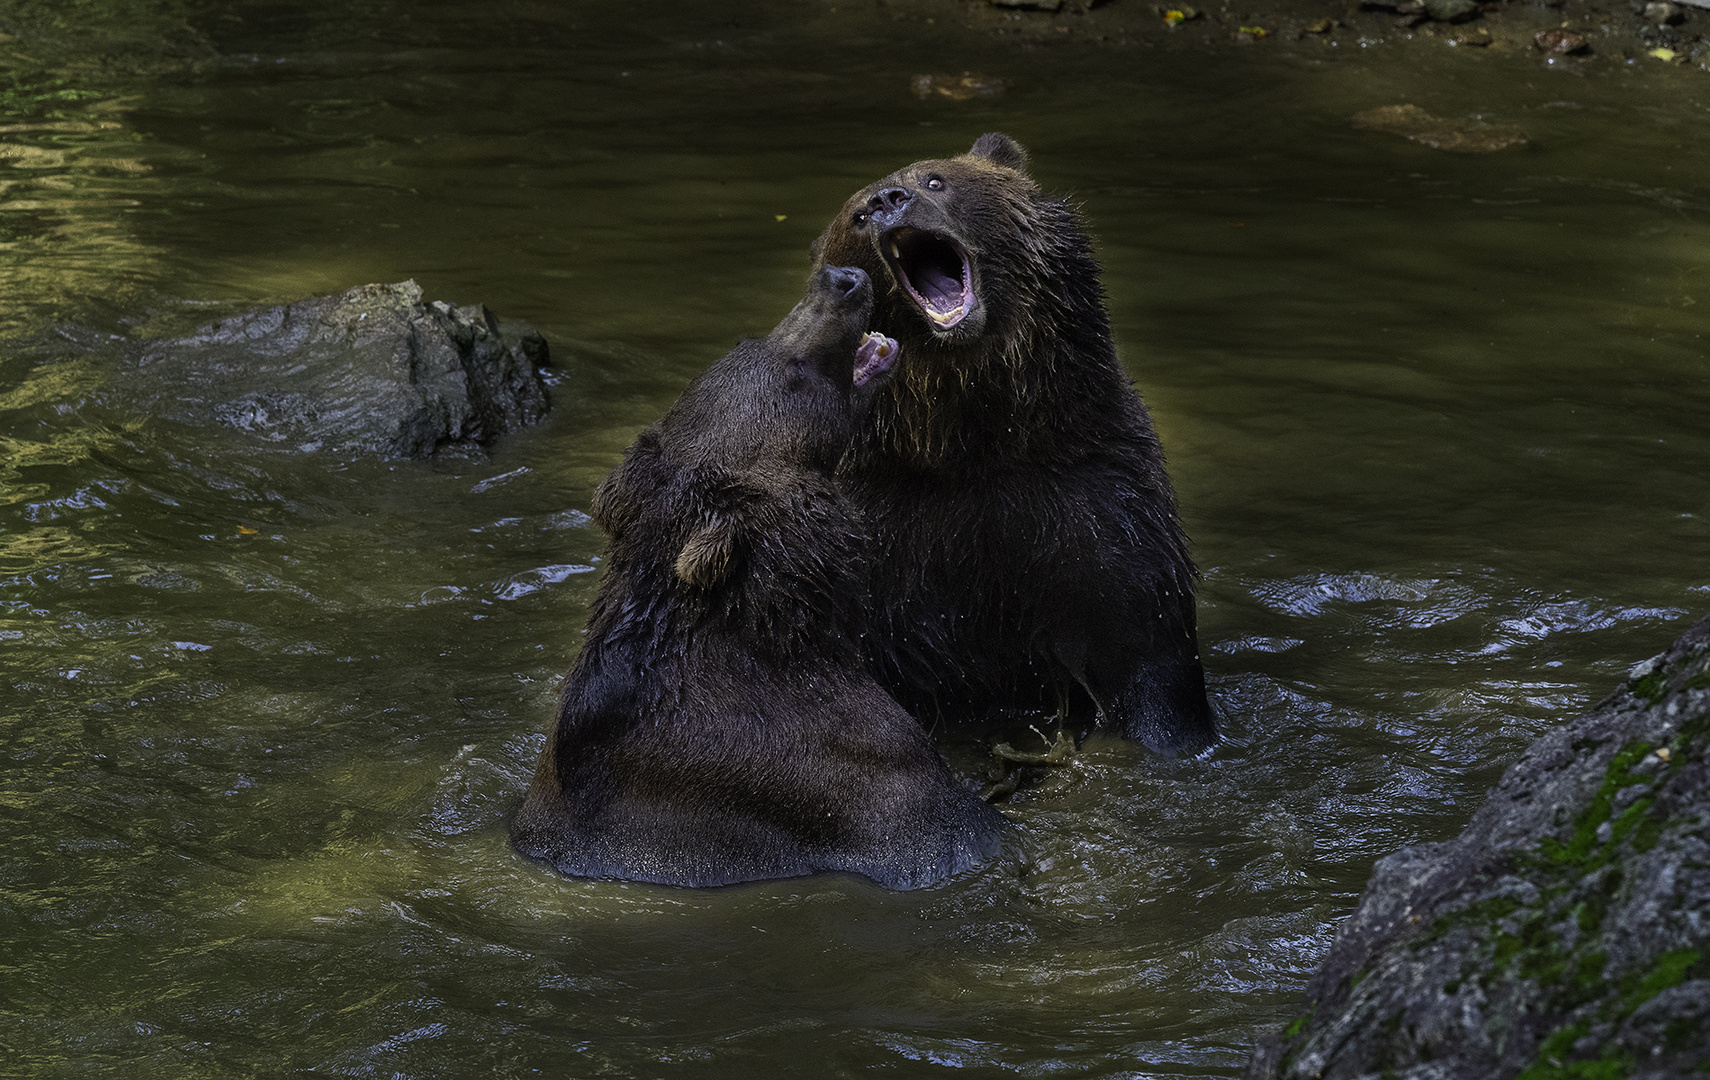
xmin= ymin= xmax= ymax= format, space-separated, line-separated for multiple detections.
xmin=855 ymin=332 xmax=899 ymax=387
xmin=881 ymin=227 xmax=977 ymax=332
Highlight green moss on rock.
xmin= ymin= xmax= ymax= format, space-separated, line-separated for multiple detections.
xmin=1247 ymin=615 xmax=1710 ymax=1080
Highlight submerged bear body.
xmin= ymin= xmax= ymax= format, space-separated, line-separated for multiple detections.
xmin=510 ymin=266 xmax=1007 ymax=890
xmin=811 ymin=133 xmax=1217 ymax=757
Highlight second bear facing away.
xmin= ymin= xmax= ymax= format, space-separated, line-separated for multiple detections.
xmin=510 ymin=266 xmax=1008 ymax=890
xmin=810 ymin=132 xmax=1218 ymax=758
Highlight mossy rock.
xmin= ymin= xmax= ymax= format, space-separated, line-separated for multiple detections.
xmin=1250 ymin=614 xmax=1710 ymax=1080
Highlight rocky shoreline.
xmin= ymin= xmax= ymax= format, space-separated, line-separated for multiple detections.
xmin=1247 ymin=614 xmax=1710 ymax=1080
xmin=7 ymin=0 xmax=1705 ymax=83
xmin=881 ymin=0 xmax=1710 ymax=73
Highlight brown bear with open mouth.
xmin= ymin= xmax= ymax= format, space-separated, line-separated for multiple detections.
xmin=510 ymin=265 xmax=1008 ymax=889
xmin=810 ymin=133 xmax=1217 ymax=757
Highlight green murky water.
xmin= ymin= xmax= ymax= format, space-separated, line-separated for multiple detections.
xmin=3 ymin=2 xmax=1708 ymax=1075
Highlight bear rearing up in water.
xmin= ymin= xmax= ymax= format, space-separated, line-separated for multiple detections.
xmin=510 ymin=266 xmax=1007 ymax=890
xmin=811 ymin=133 xmax=1218 ymax=756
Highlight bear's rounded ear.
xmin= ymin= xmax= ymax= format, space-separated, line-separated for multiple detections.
xmin=591 ymin=432 xmax=660 ymax=537
xmin=969 ymin=132 xmax=1029 ymax=173
xmin=590 ymin=477 xmax=631 ymax=537
xmin=674 ymin=514 xmax=740 ymax=588
xmin=673 ymin=469 xmax=759 ymax=589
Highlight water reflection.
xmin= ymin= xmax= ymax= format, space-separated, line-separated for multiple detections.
xmin=0 ymin=78 xmax=160 ymax=334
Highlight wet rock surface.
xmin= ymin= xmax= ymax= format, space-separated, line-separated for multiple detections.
xmin=1535 ymin=27 xmax=1593 ymax=54
xmin=909 ymin=71 xmax=1007 ymax=99
xmin=1352 ymin=104 xmax=1529 ymax=153
xmin=1249 ymin=614 xmax=1710 ymax=1080
xmin=119 ymin=281 xmax=549 ymax=460
xmin=1363 ymin=0 xmax=1480 ymax=27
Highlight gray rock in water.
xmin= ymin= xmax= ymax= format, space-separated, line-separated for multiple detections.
xmin=1249 ymin=614 xmax=1710 ymax=1080
xmin=127 ymin=280 xmax=549 ymax=459
xmin=1424 ymin=0 xmax=1479 ymax=21
xmin=1644 ymin=0 xmax=1686 ymax=24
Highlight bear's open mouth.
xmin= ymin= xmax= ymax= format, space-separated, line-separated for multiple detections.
xmin=854 ymin=332 xmax=898 ymax=387
xmin=881 ymin=227 xmax=975 ymax=331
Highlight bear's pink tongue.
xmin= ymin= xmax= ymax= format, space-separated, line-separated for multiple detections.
xmin=854 ymin=332 xmax=899 ymax=387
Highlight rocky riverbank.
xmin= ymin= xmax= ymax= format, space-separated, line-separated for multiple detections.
xmin=926 ymin=0 xmax=1710 ymax=70
xmin=1248 ymin=614 xmax=1710 ymax=1080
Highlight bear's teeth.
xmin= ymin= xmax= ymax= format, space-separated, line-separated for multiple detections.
xmin=928 ymin=306 xmax=963 ymax=327
xmin=890 ymin=240 xmax=902 ymax=259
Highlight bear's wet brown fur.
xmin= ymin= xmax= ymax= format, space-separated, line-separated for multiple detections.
xmin=510 ymin=266 xmax=1006 ymax=889
xmin=810 ymin=133 xmax=1217 ymax=756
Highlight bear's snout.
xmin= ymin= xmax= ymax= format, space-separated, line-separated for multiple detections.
xmin=821 ymin=265 xmax=870 ymax=300
xmin=865 ymin=186 xmax=915 ymax=230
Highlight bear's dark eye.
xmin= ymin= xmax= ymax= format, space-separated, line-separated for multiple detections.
xmin=853 ymin=210 xmax=869 ymax=226
xmin=925 ymin=175 xmax=945 ymax=192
